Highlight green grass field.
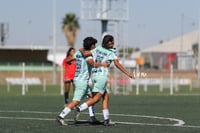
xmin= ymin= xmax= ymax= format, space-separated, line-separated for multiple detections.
xmin=0 ymin=85 xmax=200 ymax=133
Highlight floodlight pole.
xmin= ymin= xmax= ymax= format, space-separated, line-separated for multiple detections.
xmin=101 ymin=20 xmax=108 ymax=34
xmin=101 ymin=0 xmax=108 ymax=34
xmin=52 ymin=0 xmax=57 ymax=84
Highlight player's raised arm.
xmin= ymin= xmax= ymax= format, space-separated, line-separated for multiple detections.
xmin=79 ymin=48 xmax=92 ymax=57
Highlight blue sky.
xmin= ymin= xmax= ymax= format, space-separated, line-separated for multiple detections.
xmin=0 ymin=0 xmax=199 ymax=50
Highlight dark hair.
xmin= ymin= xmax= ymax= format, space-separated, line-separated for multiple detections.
xmin=83 ymin=37 xmax=97 ymax=50
xmin=102 ymin=35 xmax=114 ymax=48
xmin=66 ymin=47 xmax=75 ymax=57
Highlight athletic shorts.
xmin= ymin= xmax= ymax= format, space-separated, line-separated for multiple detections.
xmin=64 ymin=79 xmax=73 ymax=83
xmin=92 ymin=75 xmax=108 ymax=94
xmin=72 ymin=80 xmax=92 ymax=101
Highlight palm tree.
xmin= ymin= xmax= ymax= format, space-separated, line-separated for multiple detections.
xmin=62 ymin=13 xmax=80 ymax=47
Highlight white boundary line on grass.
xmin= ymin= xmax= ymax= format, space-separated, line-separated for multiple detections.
xmin=108 ymin=113 xmax=185 ymax=126
xmin=0 ymin=116 xmax=200 ymax=129
xmin=0 ymin=110 xmax=185 ymax=126
xmin=0 ymin=110 xmax=200 ymax=129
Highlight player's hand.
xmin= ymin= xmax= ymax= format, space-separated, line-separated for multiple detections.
xmin=101 ymin=62 xmax=110 ymax=67
xmin=79 ymin=48 xmax=84 ymax=51
xmin=79 ymin=48 xmax=84 ymax=55
xmin=128 ymin=73 xmax=135 ymax=79
xmin=79 ymin=48 xmax=84 ymax=54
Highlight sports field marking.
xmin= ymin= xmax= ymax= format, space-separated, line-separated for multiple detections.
xmin=0 ymin=116 xmax=54 ymax=121
xmin=0 ymin=110 xmax=184 ymax=126
xmin=0 ymin=116 xmax=200 ymax=129
xmin=108 ymin=113 xmax=185 ymax=126
xmin=0 ymin=110 xmax=200 ymax=129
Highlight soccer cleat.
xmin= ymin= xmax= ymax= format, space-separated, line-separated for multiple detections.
xmin=56 ymin=116 xmax=67 ymax=126
xmin=104 ymin=119 xmax=115 ymax=126
xmin=73 ymin=107 xmax=80 ymax=122
xmin=89 ymin=116 xmax=101 ymax=125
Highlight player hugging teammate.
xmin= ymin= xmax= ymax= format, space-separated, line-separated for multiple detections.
xmin=56 ymin=34 xmax=134 ymax=126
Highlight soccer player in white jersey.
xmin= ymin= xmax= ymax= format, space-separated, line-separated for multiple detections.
xmin=56 ymin=37 xmax=109 ymax=126
xmin=75 ymin=35 xmax=134 ymax=126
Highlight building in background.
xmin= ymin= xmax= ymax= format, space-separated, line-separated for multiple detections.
xmin=131 ymin=31 xmax=198 ymax=70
